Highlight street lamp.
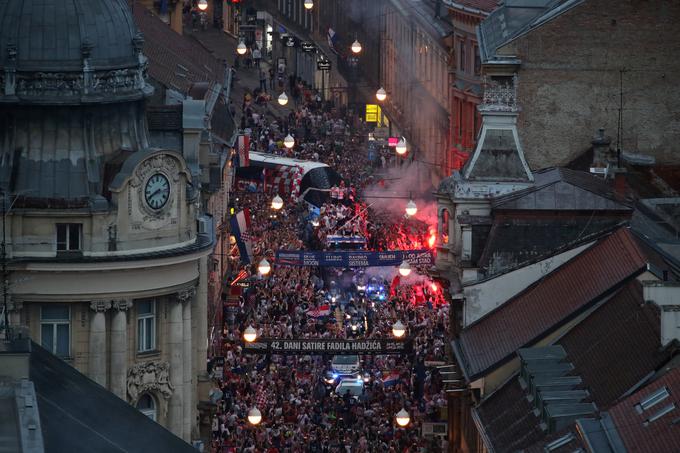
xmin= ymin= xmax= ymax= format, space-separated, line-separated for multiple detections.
xmin=405 ymin=199 xmax=417 ymax=217
xmin=398 ymin=260 xmax=411 ymax=277
xmin=243 ymin=325 xmax=258 ymax=343
xmin=271 ymin=195 xmax=284 ymax=210
xmin=236 ymin=41 xmax=247 ymax=55
xmin=258 ymin=258 xmax=271 ymax=276
xmin=351 ymin=40 xmax=362 ymax=54
xmin=311 ymin=218 xmax=320 ymax=227
xmin=247 ymin=407 xmax=262 ymax=425
xmin=396 ymin=137 xmax=407 ymax=155
xmin=284 ymin=134 xmax=295 ymax=149
xmin=392 ymin=320 xmax=406 ymax=338
xmin=376 ymin=87 xmax=387 ymax=102
xmin=197 ymin=0 xmax=208 ymax=11
xmin=395 ymin=408 xmax=410 ymax=427
xmin=278 ymin=92 xmax=289 ymax=106
xmin=304 ymin=0 xmax=313 ymax=9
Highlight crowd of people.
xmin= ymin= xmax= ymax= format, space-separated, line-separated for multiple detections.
xmin=210 ymin=58 xmax=450 ymax=453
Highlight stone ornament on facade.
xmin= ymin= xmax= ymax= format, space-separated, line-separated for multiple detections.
xmin=112 ymin=298 xmax=133 ymax=311
xmin=90 ymin=299 xmax=112 ymax=312
xmin=127 ymin=361 xmax=174 ymax=406
xmin=6 ymin=296 xmax=23 ymax=312
xmin=177 ymin=286 xmax=197 ymax=304
xmin=481 ymin=74 xmax=519 ymax=112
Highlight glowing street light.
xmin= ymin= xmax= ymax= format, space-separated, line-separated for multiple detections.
xmin=395 ymin=408 xmax=410 ymax=427
xmin=247 ymin=407 xmax=262 ymax=425
xmin=398 ymin=260 xmax=411 ymax=277
xmin=236 ymin=41 xmax=247 ymax=55
xmin=243 ymin=325 xmax=257 ymax=343
xmin=351 ymin=40 xmax=362 ymax=54
xmin=376 ymin=87 xmax=387 ymax=102
xmin=304 ymin=0 xmax=313 ymax=9
xmin=278 ymin=92 xmax=288 ymax=106
xmin=271 ymin=195 xmax=284 ymax=210
xmin=392 ymin=320 xmax=406 ymax=338
xmin=405 ymin=199 xmax=417 ymax=217
xmin=311 ymin=218 xmax=320 ymax=227
xmin=198 ymin=0 xmax=208 ymax=11
xmin=396 ymin=137 xmax=407 ymax=155
xmin=284 ymin=134 xmax=295 ymax=149
xmin=258 ymin=258 xmax=271 ymax=276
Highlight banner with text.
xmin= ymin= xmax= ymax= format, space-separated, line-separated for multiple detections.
xmin=242 ymin=338 xmax=413 ymax=355
xmin=275 ymin=250 xmax=433 ymax=267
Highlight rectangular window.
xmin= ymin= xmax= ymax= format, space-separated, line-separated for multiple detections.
xmin=459 ymin=40 xmax=466 ymax=72
xmin=56 ymin=223 xmax=82 ymax=251
xmin=41 ymin=305 xmax=70 ymax=357
xmin=474 ymin=45 xmax=481 ymax=76
xmin=137 ymin=300 xmax=156 ymax=353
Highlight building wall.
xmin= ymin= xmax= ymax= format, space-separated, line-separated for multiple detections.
xmin=497 ymin=0 xmax=680 ymax=169
xmin=448 ymin=7 xmax=485 ymax=171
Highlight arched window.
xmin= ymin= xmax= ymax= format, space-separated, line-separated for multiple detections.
xmin=440 ymin=209 xmax=450 ymax=245
xmin=136 ymin=393 xmax=156 ymax=421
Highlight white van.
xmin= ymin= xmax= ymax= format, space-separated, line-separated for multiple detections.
xmin=330 ymin=355 xmax=361 ymax=376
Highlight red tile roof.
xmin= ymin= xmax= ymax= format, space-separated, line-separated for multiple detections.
xmin=609 ymin=367 xmax=680 ymax=452
xmin=132 ymin=3 xmax=224 ymax=94
xmin=456 ymin=227 xmax=649 ymax=379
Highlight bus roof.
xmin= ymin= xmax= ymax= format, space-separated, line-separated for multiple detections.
xmin=250 ymin=152 xmax=330 ymax=173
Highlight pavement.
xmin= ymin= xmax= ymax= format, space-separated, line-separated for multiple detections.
xmin=185 ymin=25 xmax=296 ymax=122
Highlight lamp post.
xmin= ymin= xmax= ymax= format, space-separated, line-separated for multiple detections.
xmin=247 ymin=407 xmax=262 ymax=425
xmin=396 ymin=137 xmax=407 ymax=155
xmin=278 ymin=92 xmax=289 ymax=106
xmin=258 ymin=258 xmax=271 ymax=276
xmin=271 ymin=195 xmax=284 ymax=210
xmin=395 ymin=408 xmax=410 ymax=427
xmin=197 ymin=0 xmax=208 ymax=11
xmin=303 ymin=0 xmax=313 ymax=9
xmin=392 ymin=320 xmax=406 ymax=338
xmin=236 ymin=40 xmax=247 ymax=55
xmin=243 ymin=325 xmax=258 ymax=342
xmin=351 ymin=39 xmax=362 ymax=54
xmin=405 ymin=199 xmax=417 ymax=217
xmin=398 ymin=260 xmax=411 ymax=277
xmin=376 ymin=87 xmax=387 ymax=102
xmin=283 ymin=134 xmax=295 ymax=149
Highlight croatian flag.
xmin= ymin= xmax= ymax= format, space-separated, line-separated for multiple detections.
xmin=237 ymin=134 xmax=250 ymax=167
xmin=327 ymin=28 xmax=339 ymax=54
xmin=229 ymin=208 xmax=253 ymax=264
xmin=383 ymin=371 xmax=401 ymax=387
xmin=306 ymin=304 xmax=331 ymax=318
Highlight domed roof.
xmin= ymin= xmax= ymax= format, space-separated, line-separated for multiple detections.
xmin=0 ymin=0 xmax=152 ymax=104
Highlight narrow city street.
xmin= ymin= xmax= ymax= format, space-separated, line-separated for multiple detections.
xmin=207 ymin=48 xmax=451 ymax=451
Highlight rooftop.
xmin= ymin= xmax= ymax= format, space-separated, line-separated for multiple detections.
xmin=454 ymin=227 xmax=651 ymax=380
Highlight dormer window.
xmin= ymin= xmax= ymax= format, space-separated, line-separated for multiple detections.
xmin=56 ymin=223 xmax=82 ymax=252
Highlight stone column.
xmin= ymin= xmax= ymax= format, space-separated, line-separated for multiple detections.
xmin=195 ymin=256 xmax=209 ymax=376
xmin=110 ymin=299 xmax=132 ymax=399
xmin=89 ymin=300 xmax=111 ymax=387
xmin=168 ymin=296 xmax=184 ymax=438
xmin=179 ymin=287 xmax=196 ymax=441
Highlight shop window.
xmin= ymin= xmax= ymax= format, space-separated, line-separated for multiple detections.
xmin=440 ymin=209 xmax=450 ymax=245
xmin=41 ymin=305 xmax=70 ymax=357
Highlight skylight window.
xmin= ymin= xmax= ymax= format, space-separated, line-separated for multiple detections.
xmin=644 ymin=403 xmax=676 ymax=426
xmin=635 ymin=386 xmax=670 ymax=413
xmin=544 ymin=432 xmax=575 ymax=451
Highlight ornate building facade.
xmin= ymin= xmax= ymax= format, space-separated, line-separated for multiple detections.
xmin=0 ymin=0 xmax=211 ymax=442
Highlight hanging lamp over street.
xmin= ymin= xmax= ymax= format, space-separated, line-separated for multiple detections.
xmin=398 ymin=260 xmax=411 ymax=277
xmin=243 ymin=325 xmax=257 ymax=343
xmin=236 ymin=41 xmax=247 ymax=55
xmin=405 ymin=200 xmax=417 ymax=217
xmin=396 ymin=137 xmax=407 ymax=155
xmin=392 ymin=320 xmax=406 ymax=338
xmin=271 ymin=195 xmax=284 ymax=210
xmin=284 ymin=134 xmax=295 ymax=149
xmin=278 ymin=92 xmax=288 ymax=106
xmin=395 ymin=408 xmax=410 ymax=427
xmin=304 ymin=0 xmax=313 ymax=9
xmin=376 ymin=87 xmax=387 ymax=102
xmin=258 ymin=258 xmax=271 ymax=275
xmin=247 ymin=407 xmax=262 ymax=425
xmin=198 ymin=0 xmax=208 ymax=11
xmin=351 ymin=40 xmax=362 ymax=54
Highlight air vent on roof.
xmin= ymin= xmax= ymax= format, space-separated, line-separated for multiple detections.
xmin=644 ymin=403 xmax=676 ymax=426
xmin=635 ymin=386 xmax=670 ymax=413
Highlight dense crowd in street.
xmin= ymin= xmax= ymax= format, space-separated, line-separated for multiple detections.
xmin=211 ymin=67 xmax=450 ymax=452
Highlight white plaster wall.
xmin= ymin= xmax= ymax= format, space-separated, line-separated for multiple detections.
xmin=463 ymin=241 xmax=594 ymax=326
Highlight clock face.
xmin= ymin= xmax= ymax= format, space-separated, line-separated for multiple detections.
xmin=144 ymin=173 xmax=170 ymax=210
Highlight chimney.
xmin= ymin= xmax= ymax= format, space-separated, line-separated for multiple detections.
xmin=589 ymin=128 xmax=611 ymax=176
xmin=644 ymin=282 xmax=680 ymax=347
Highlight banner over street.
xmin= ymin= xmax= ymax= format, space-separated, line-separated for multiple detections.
xmin=242 ymin=338 xmax=413 ymax=355
xmin=274 ymin=249 xmax=433 ymax=267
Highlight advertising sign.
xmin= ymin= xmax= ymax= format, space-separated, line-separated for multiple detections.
xmin=317 ymin=58 xmax=331 ymax=71
xmin=275 ymin=249 xmax=434 ymax=267
xmin=301 ymin=41 xmax=315 ymax=52
xmin=365 ymin=104 xmax=379 ymax=123
xmin=242 ymin=338 xmax=413 ymax=355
